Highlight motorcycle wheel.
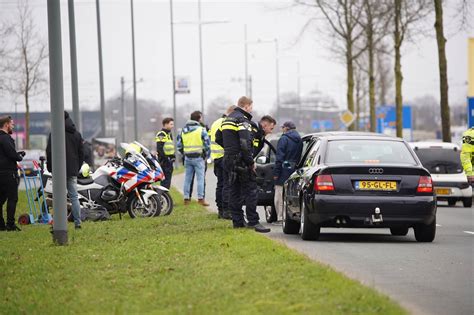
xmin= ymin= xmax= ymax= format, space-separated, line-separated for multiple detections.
xmin=155 ymin=191 xmax=174 ymax=216
xmin=128 ymin=193 xmax=161 ymax=218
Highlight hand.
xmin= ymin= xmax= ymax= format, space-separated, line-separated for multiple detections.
xmin=273 ymin=176 xmax=278 ymax=181
xmin=251 ymin=163 xmax=257 ymax=172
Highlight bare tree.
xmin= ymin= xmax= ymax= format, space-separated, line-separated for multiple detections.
xmin=3 ymin=1 xmax=48 ymax=149
xmin=358 ymin=0 xmax=392 ymax=132
xmin=295 ymin=0 xmax=366 ymax=131
xmin=375 ymin=41 xmax=394 ymax=107
xmin=434 ymin=0 xmax=451 ymax=142
xmin=392 ymin=0 xmax=431 ymax=137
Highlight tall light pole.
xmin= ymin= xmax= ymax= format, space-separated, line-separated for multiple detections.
xmin=47 ymin=0 xmax=68 ymax=245
xmin=173 ymin=1 xmax=228 ymax=116
xmin=68 ymin=0 xmax=80 ymax=132
xmin=95 ymin=0 xmax=106 ymax=137
xmin=169 ymin=0 xmax=177 ymax=138
xmin=197 ymin=0 xmax=204 ymax=114
xmin=130 ymin=0 xmax=138 ymax=141
xmin=244 ymin=24 xmax=248 ymax=96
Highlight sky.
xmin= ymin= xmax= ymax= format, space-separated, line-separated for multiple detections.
xmin=0 ymin=0 xmax=472 ymax=118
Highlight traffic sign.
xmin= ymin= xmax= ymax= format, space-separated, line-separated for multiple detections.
xmin=339 ymin=110 xmax=355 ymax=127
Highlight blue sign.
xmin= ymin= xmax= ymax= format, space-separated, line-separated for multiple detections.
xmin=376 ymin=105 xmax=412 ymax=132
xmin=312 ymin=120 xmax=334 ymax=130
xmin=468 ymin=97 xmax=474 ymax=128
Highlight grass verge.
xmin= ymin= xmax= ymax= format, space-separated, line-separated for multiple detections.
xmin=0 ymin=189 xmax=406 ymax=314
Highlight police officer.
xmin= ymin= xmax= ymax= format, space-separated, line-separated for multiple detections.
xmin=461 ymin=127 xmax=474 ymax=185
xmin=155 ymin=117 xmax=175 ymax=189
xmin=210 ymin=105 xmax=236 ymax=220
xmin=250 ymin=115 xmax=277 ymax=158
xmin=0 ymin=116 xmax=25 ymax=232
xmin=220 ymin=96 xmax=270 ymax=233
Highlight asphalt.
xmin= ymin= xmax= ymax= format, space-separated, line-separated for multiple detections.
xmin=173 ymin=170 xmax=474 ymax=315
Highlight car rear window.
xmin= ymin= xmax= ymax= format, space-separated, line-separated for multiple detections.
xmin=412 ymin=148 xmax=463 ymax=174
xmin=325 ymin=140 xmax=417 ymax=165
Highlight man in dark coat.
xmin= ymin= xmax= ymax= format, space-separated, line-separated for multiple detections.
xmin=46 ymin=111 xmax=84 ymax=229
xmin=273 ymin=121 xmax=303 ymax=222
xmin=0 ymin=116 xmax=25 ymax=231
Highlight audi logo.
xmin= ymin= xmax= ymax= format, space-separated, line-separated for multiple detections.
xmin=368 ymin=168 xmax=384 ymax=174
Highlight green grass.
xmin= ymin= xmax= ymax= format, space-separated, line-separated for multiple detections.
xmin=0 ymin=190 xmax=406 ymax=315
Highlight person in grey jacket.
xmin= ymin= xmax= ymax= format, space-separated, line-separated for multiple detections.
xmin=273 ymin=121 xmax=303 ymax=222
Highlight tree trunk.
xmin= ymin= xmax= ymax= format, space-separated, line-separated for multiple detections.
xmin=434 ymin=0 xmax=451 ymax=142
xmin=394 ymin=0 xmax=403 ymax=138
xmin=347 ymin=42 xmax=355 ymax=131
xmin=355 ymin=73 xmax=361 ymax=131
xmin=24 ymin=90 xmax=30 ymax=149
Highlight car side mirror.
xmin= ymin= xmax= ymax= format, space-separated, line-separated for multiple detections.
xmin=256 ymin=156 xmax=268 ymax=164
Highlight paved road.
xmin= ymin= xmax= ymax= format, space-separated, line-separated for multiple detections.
xmin=174 ymin=170 xmax=474 ymax=315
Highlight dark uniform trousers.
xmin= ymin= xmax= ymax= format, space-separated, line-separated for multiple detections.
xmin=160 ymin=160 xmax=173 ymax=189
xmin=225 ymin=157 xmax=259 ymax=226
xmin=0 ymin=171 xmax=19 ymax=227
xmin=213 ymin=157 xmax=229 ymax=213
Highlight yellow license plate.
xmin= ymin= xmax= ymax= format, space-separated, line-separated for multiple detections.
xmin=435 ymin=188 xmax=451 ymax=195
xmin=355 ymin=181 xmax=397 ymax=191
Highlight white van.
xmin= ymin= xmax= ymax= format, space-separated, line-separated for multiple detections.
xmin=410 ymin=142 xmax=472 ymax=208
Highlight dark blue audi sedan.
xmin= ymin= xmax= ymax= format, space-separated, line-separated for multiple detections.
xmin=282 ymin=132 xmax=437 ymax=242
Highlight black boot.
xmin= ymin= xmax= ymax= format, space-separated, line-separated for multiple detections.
xmin=0 ymin=218 xmax=5 ymax=231
xmin=222 ymin=210 xmax=232 ymax=220
xmin=6 ymin=224 xmax=21 ymax=232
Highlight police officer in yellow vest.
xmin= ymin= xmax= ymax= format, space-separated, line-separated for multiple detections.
xmin=210 ymin=105 xmax=237 ymax=219
xmin=155 ymin=117 xmax=175 ymax=189
xmin=177 ymin=111 xmax=211 ymax=206
xmin=461 ymin=127 xmax=474 ymax=185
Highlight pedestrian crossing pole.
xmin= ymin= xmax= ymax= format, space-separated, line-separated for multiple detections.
xmin=47 ymin=0 xmax=68 ymax=245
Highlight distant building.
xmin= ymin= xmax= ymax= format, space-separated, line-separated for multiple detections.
xmin=0 ymin=111 xmax=101 ymax=149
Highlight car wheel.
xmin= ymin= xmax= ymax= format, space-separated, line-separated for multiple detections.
xmin=447 ymin=199 xmax=457 ymax=206
xmin=462 ymin=197 xmax=472 ymax=208
xmin=300 ymin=200 xmax=320 ymax=241
xmin=282 ymin=198 xmax=299 ymax=234
xmin=414 ymin=217 xmax=436 ymax=242
xmin=390 ymin=227 xmax=409 ymax=236
xmin=265 ymin=205 xmax=277 ymax=223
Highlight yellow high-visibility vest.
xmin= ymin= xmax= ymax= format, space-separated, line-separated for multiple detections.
xmin=182 ymin=127 xmax=204 ymax=155
xmin=461 ymin=128 xmax=474 ymax=176
xmin=209 ymin=117 xmax=224 ymax=160
xmin=155 ymin=131 xmax=175 ymax=156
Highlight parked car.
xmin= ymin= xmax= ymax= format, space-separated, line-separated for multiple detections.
xmin=282 ymin=132 xmax=437 ymax=242
xmin=19 ymin=150 xmax=45 ymax=176
xmin=409 ymin=142 xmax=472 ymax=208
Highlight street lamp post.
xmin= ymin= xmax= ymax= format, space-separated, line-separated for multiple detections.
xmin=173 ymin=2 xmax=228 ymax=116
xmin=47 ymin=0 xmax=68 ymax=245
xmin=169 ymin=0 xmax=177 ymax=139
xmin=130 ymin=0 xmax=138 ymax=141
xmin=68 ymin=0 xmax=80 ymax=132
xmin=95 ymin=0 xmax=106 ymax=137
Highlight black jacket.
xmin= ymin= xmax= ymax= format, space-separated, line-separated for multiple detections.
xmin=273 ymin=129 xmax=303 ymax=185
xmin=217 ymin=107 xmax=254 ymax=167
xmin=0 ymin=130 xmax=23 ymax=173
xmin=46 ymin=114 xmax=84 ymax=177
xmin=250 ymin=121 xmax=265 ymax=158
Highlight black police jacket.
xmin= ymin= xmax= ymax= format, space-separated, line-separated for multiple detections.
xmin=0 ymin=130 xmax=23 ymax=173
xmin=217 ymin=107 xmax=254 ymax=167
xmin=250 ymin=121 xmax=265 ymax=158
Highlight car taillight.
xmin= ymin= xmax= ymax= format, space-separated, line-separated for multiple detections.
xmin=314 ymin=174 xmax=334 ymax=191
xmin=417 ymin=176 xmax=433 ymax=193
